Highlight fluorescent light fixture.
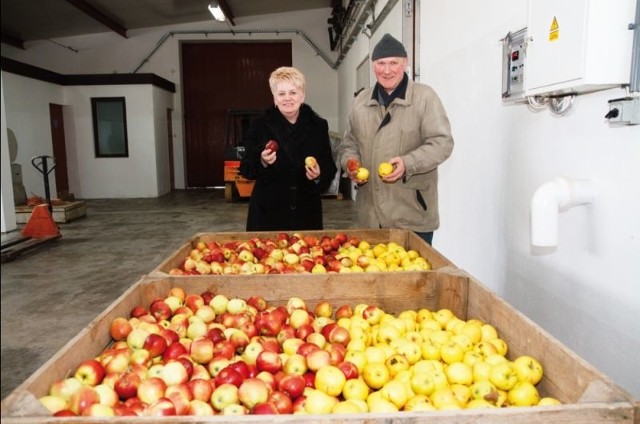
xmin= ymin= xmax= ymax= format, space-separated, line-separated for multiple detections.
xmin=208 ymin=1 xmax=226 ymax=22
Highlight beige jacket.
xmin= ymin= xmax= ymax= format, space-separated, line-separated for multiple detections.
xmin=339 ymin=79 xmax=454 ymax=232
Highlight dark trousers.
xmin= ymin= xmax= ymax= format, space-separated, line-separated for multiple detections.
xmin=414 ymin=231 xmax=433 ymax=245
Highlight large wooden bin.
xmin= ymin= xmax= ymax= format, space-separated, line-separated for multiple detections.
xmin=151 ymin=229 xmax=457 ymax=276
xmin=1 ymin=271 xmax=636 ymax=423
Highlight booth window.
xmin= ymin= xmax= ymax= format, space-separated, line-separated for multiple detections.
xmin=91 ymin=97 xmax=129 ymax=157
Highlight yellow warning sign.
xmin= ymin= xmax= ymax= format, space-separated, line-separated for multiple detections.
xmin=549 ymin=16 xmax=559 ymax=42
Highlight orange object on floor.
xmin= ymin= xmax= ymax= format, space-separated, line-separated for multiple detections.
xmin=21 ymin=204 xmax=60 ymax=238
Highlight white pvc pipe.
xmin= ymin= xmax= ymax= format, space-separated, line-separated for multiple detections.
xmin=531 ymin=177 xmax=595 ymax=247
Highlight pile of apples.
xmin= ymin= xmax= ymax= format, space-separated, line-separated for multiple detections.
xmin=168 ymin=232 xmax=434 ymax=275
xmin=38 ymin=287 xmax=561 ymax=417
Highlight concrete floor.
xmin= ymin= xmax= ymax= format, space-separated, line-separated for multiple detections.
xmin=0 ymin=189 xmax=358 ymax=401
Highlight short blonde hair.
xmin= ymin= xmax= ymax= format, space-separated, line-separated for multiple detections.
xmin=269 ymin=66 xmax=306 ymax=94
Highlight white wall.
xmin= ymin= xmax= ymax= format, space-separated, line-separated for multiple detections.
xmin=417 ymin=0 xmax=640 ymax=396
xmin=1 ymin=74 xmax=17 ymax=233
xmin=0 ymin=73 xmax=173 ymax=199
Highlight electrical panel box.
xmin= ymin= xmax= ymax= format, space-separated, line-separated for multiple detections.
xmin=502 ymin=28 xmax=528 ymax=102
xmin=525 ymin=0 xmax=636 ymax=97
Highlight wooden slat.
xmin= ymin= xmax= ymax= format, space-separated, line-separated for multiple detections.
xmin=151 ymin=229 xmax=457 ymax=275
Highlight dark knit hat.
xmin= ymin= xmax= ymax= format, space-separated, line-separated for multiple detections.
xmin=371 ymin=33 xmax=407 ymax=61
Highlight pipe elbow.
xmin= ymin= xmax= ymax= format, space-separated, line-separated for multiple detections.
xmin=531 ymin=178 xmax=595 ymax=247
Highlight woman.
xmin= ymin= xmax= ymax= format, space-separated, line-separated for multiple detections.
xmin=240 ymin=66 xmax=337 ymax=231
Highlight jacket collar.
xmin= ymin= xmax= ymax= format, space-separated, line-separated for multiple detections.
xmin=367 ymin=74 xmax=411 ymax=107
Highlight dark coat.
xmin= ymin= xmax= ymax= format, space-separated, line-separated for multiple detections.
xmin=239 ymin=104 xmax=338 ymax=231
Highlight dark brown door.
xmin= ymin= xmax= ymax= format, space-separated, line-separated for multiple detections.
xmin=181 ymin=41 xmax=292 ymax=188
xmin=49 ymin=103 xmax=69 ymax=200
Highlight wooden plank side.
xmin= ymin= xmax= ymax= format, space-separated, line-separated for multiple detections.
xmin=464 ymin=273 xmax=634 ymax=406
xmin=151 ymin=229 xmax=457 ymax=275
xmin=1 ymin=401 xmax=636 ymax=423
xmin=3 ymin=273 xmax=636 ymax=423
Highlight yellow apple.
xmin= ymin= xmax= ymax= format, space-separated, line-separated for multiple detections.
xmin=379 ymin=380 xmax=409 ymax=409
xmin=430 ymin=387 xmax=458 ymax=410
xmin=385 ymin=354 xmax=410 ymax=377
xmin=444 ymin=361 xmax=473 ymax=386
xmin=342 ymin=377 xmax=370 ymax=401
xmin=314 ymin=365 xmax=346 ymax=397
xmin=538 ymin=396 xmax=562 ymax=406
xmin=378 ymin=162 xmax=394 ymax=177
xmin=362 ymin=362 xmax=390 ymax=390
xmin=507 ymin=381 xmax=540 ymax=406
xmin=489 ymin=361 xmax=518 ymax=391
xmin=355 ymin=167 xmax=370 ymax=182
xmin=470 ymin=379 xmax=499 ymax=401
xmin=440 ymin=342 xmax=464 ymax=364
xmin=513 ymin=355 xmax=544 ymax=385
xmin=304 ymin=156 xmax=317 ymax=168
xmin=409 ymin=372 xmax=436 ymax=397
xmin=304 ymin=389 xmax=339 ymax=414
xmin=480 ymin=323 xmax=499 ymax=342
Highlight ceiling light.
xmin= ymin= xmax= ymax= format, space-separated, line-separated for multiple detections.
xmin=208 ymin=1 xmax=226 ymax=22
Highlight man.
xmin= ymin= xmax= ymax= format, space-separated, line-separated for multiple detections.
xmin=339 ymin=33 xmax=454 ymax=245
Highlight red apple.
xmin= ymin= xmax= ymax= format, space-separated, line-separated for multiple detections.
xmin=145 ymin=397 xmax=177 ymax=416
xmin=267 ymin=390 xmax=293 ymax=414
xmin=334 ymin=304 xmax=353 ymax=319
xmin=190 ymin=337 xmax=214 ymax=364
xmin=130 ymin=305 xmax=148 ymax=318
xmin=163 ymin=342 xmax=188 ymax=363
xmin=337 ymin=361 xmax=359 ymax=380
xmin=175 ymin=356 xmax=194 ymax=380
xmin=213 ymin=340 xmax=236 ymax=360
xmin=215 ymin=366 xmax=244 ymax=388
xmin=247 ymin=295 xmax=268 ymax=311
xmin=278 ymin=374 xmax=306 ymax=399
xmin=205 ymin=327 xmax=225 ymax=344
xmin=305 ymin=349 xmax=332 ymax=372
xmin=256 ymin=350 xmax=283 ymax=374
xmin=252 ymin=401 xmax=279 ymax=414
xmin=302 ymin=372 xmax=316 ymax=388
xmin=73 ymin=359 xmax=105 ymax=387
xmin=137 ymin=377 xmax=167 ymax=405
xmin=238 ymin=378 xmax=270 ymax=410
xmin=188 ymin=378 xmax=214 ymax=402
xmin=159 ymin=328 xmax=180 ymax=346
xmin=160 ymin=360 xmax=189 ymax=386
xmin=328 ymin=326 xmax=351 ymax=347
xmin=144 ymin=333 xmax=168 ymax=358
xmin=114 ymin=372 xmax=142 ymax=401
xmin=150 ymin=300 xmax=172 ymax=322
xmin=184 ymin=294 xmax=205 ymax=313
xmin=109 ymin=317 xmax=133 ymax=341
xmin=228 ymin=360 xmax=251 ymax=380
xmin=164 ymin=383 xmax=193 ymax=415
xmin=297 ymin=342 xmax=321 ymax=357
xmin=68 ymin=386 xmax=100 ymax=415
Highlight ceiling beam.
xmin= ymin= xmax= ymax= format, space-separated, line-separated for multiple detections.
xmin=65 ymin=0 xmax=128 ymax=38
xmin=217 ymin=0 xmax=236 ymax=26
xmin=1 ymin=32 xmax=25 ymax=49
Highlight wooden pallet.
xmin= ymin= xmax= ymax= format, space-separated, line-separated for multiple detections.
xmin=0 ymin=235 xmax=61 ymax=263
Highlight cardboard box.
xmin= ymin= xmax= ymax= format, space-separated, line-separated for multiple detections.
xmin=151 ymin=229 xmax=458 ymax=276
xmin=1 ymin=271 xmax=636 ymax=423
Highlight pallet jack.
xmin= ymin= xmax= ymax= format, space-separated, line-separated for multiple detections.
xmin=1 ymin=156 xmax=62 ymax=263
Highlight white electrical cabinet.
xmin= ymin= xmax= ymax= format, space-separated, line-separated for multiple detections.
xmin=525 ymin=0 xmax=636 ymax=97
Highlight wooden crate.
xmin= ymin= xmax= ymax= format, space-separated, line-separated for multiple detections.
xmin=150 ymin=229 xmax=458 ymax=276
xmin=1 ymin=271 xmax=636 ymax=423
